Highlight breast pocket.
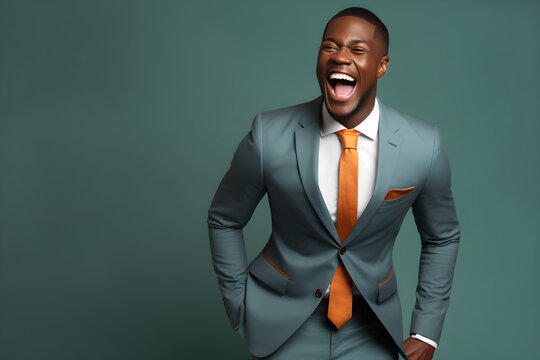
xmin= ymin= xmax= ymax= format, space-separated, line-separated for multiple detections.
xmin=248 ymin=252 xmax=290 ymax=295
xmin=380 ymin=186 xmax=416 ymax=208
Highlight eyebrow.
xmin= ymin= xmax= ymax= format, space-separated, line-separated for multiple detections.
xmin=322 ymin=38 xmax=368 ymax=46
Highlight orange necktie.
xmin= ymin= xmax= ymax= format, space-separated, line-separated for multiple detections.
xmin=327 ymin=129 xmax=360 ymax=329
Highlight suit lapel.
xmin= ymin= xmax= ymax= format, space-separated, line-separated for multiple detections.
xmin=343 ymin=102 xmax=402 ymax=247
xmin=295 ymin=97 xmax=341 ymax=245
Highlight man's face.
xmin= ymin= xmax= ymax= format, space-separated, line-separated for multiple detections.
xmin=316 ymin=16 xmax=388 ymax=120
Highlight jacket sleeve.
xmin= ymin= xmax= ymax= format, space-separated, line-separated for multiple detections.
xmin=207 ymin=113 xmax=266 ymax=330
xmin=410 ymin=127 xmax=460 ymax=343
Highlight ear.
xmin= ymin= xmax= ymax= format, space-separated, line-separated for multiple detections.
xmin=377 ymin=56 xmax=389 ymax=78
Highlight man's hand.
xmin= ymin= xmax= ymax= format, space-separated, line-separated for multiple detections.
xmin=404 ymin=337 xmax=435 ymax=360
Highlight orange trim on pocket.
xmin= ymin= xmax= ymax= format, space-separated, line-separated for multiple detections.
xmin=262 ymin=251 xmax=290 ymax=279
xmin=378 ymin=268 xmax=394 ymax=286
xmin=384 ymin=186 xmax=415 ymax=201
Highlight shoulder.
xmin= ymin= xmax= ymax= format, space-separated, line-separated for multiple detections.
xmin=379 ymin=101 xmax=440 ymax=145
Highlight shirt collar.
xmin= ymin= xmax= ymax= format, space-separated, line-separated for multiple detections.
xmin=320 ymin=98 xmax=379 ymax=140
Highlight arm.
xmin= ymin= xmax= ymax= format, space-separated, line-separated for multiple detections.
xmin=409 ymin=127 xmax=460 ymax=351
xmin=207 ymin=113 xmax=266 ymax=330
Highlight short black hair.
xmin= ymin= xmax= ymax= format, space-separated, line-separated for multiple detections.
xmin=323 ymin=7 xmax=389 ymax=56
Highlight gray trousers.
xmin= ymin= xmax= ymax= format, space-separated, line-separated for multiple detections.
xmin=253 ymin=297 xmax=398 ymax=360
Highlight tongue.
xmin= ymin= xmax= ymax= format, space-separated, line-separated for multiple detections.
xmin=334 ymin=82 xmax=354 ymax=97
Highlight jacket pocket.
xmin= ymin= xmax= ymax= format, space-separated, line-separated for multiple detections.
xmin=248 ymin=251 xmax=290 ymax=295
xmin=381 ymin=187 xmax=416 ymax=208
xmin=377 ymin=268 xmax=397 ymax=303
xmin=384 ymin=187 xmax=415 ymax=201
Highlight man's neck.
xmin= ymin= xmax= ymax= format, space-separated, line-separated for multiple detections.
xmin=326 ymin=96 xmax=376 ymax=129
xmin=321 ymin=98 xmax=379 ymax=141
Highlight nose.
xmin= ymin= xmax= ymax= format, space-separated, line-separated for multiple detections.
xmin=331 ymin=47 xmax=352 ymax=65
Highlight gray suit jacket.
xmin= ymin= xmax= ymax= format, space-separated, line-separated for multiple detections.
xmin=208 ymin=96 xmax=460 ymax=358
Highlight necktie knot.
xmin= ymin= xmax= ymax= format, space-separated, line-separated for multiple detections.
xmin=337 ymin=129 xmax=360 ymax=150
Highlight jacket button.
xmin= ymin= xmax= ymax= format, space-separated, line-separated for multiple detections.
xmin=315 ymin=289 xmax=322 ymax=298
xmin=339 ymin=247 xmax=347 ymax=255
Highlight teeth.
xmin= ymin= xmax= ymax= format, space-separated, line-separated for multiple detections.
xmin=329 ymin=73 xmax=355 ymax=82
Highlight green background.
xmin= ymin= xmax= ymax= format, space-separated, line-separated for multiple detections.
xmin=1 ymin=0 xmax=538 ymax=359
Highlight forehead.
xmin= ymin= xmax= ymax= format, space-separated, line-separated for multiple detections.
xmin=323 ymin=16 xmax=377 ymax=43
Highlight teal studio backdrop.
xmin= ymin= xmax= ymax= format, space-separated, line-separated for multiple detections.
xmin=1 ymin=0 xmax=538 ymax=359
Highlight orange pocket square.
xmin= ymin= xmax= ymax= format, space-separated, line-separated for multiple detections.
xmin=384 ymin=187 xmax=415 ymax=201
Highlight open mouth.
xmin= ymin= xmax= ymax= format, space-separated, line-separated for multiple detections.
xmin=328 ymin=72 xmax=357 ymax=99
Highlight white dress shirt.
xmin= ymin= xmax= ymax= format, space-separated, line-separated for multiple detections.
xmin=318 ymin=99 xmax=379 ymax=223
xmin=317 ymin=99 xmax=438 ymax=349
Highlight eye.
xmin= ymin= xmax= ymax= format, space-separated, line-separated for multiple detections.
xmin=322 ymin=44 xmax=337 ymax=52
xmin=352 ymin=47 xmax=366 ymax=54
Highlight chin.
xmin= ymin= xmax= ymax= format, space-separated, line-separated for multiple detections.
xmin=325 ymin=97 xmax=361 ymax=121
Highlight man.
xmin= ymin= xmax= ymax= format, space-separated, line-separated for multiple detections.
xmin=208 ymin=7 xmax=459 ymax=360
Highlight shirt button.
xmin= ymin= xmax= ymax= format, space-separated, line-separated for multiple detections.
xmin=315 ymin=289 xmax=323 ymax=298
xmin=339 ymin=247 xmax=347 ymax=255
